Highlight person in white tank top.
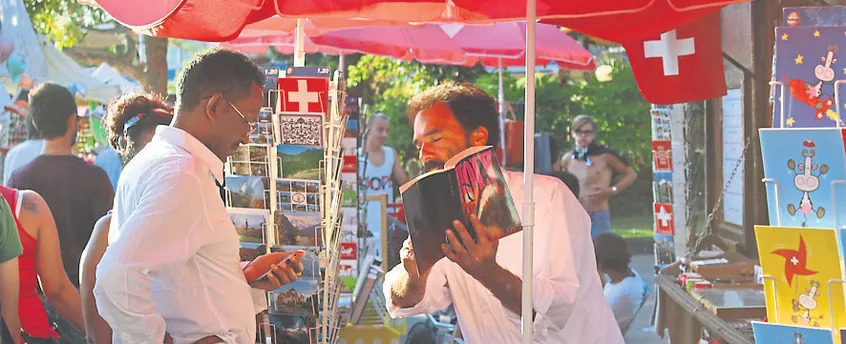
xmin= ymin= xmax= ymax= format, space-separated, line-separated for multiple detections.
xmin=359 ymin=114 xmax=409 ymax=263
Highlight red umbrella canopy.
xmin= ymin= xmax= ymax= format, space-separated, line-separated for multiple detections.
xmin=79 ymin=0 xmax=749 ymax=43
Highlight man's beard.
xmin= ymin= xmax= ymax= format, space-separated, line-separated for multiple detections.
xmin=424 ymin=160 xmax=444 ymax=172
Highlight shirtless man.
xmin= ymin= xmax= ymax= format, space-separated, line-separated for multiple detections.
xmin=559 ymin=115 xmax=637 ymax=238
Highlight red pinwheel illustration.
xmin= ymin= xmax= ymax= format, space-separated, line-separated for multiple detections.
xmin=772 ymin=235 xmax=818 ymax=286
xmin=784 ymin=77 xmax=834 ymax=120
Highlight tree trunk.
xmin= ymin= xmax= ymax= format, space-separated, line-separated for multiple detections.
xmin=142 ymin=36 xmax=169 ymax=96
xmin=65 ymin=26 xmax=170 ymax=96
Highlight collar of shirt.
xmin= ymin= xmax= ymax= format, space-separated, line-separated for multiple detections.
xmin=152 ymin=126 xmax=224 ymax=183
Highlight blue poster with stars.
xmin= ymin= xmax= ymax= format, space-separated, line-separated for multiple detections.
xmin=759 ymin=128 xmax=846 ymax=230
xmin=784 ymin=7 xmax=846 ymax=28
xmin=773 ymin=26 xmax=846 ymax=128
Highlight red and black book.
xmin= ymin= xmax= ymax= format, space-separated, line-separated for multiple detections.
xmin=400 ymin=145 xmax=521 ymax=276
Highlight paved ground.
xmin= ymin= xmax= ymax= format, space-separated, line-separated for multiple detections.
xmin=398 ymin=254 xmax=668 ymax=343
xmin=625 ymin=254 xmax=666 ymax=344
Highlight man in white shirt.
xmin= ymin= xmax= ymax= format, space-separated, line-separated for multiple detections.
xmin=94 ymin=48 xmax=303 ymax=344
xmin=383 ymin=83 xmax=623 ymax=343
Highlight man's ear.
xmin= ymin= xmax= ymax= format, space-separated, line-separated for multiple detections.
xmin=470 ymin=126 xmax=489 ymax=146
xmin=205 ymin=94 xmax=223 ymax=120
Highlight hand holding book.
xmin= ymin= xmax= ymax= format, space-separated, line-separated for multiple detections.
xmin=442 ymin=215 xmax=500 ymax=280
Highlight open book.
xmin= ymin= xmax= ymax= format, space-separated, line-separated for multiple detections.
xmin=399 ymin=145 xmax=521 ymax=276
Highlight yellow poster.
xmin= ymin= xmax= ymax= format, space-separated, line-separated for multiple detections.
xmin=755 ymin=225 xmax=846 ymax=336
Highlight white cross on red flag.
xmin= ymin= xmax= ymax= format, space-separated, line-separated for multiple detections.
xmin=653 ymin=203 xmax=675 ymax=235
xmin=623 ymin=12 xmax=726 ymax=105
xmin=277 ymin=78 xmax=329 ymax=113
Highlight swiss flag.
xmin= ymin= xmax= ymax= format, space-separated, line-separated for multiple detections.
xmin=623 ymin=12 xmax=726 ymax=105
xmin=277 ymin=77 xmax=329 ymax=114
xmin=654 ymin=203 xmax=675 ymax=235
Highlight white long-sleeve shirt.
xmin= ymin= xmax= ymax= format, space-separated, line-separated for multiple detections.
xmin=94 ymin=126 xmax=256 ymax=344
xmin=383 ymin=171 xmax=624 ymax=344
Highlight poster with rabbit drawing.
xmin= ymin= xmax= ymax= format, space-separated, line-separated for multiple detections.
xmin=773 ymin=26 xmax=846 ymax=128
xmin=760 ymin=128 xmax=846 ymax=229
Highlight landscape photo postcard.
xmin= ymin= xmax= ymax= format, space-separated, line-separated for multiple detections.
xmin=276 ymin=179 xmax=321 ymax=212
xmin=228 ymin=209 xmax=270 ymax=246
xmin=784 ymin=7 xmax=846 ymax=28
xmin=277 ymin=144 xmax=324 ymax=181
xmin=269 ymin=276 xmax=321 ymax=316
xmin=229 ymin=144 xmax=271 ymax=178
xmin=652 ymin=171 xmax=673 ymax=204
xmin=225 ymin=175 xmax=269 ymax=210
xmin=653 ymin=233 xmax=676 ymax=268
xmin=759 ymin=128 xmax=846 ymax=229
xmin=752 ymin=321 xmax=834 ymax=344
xmin=268 ymin=313 xmax=318 ymax=344
xmin=773 ymin=26 xmax=846 ymax=128
xmin=278 ymin=113 xmax=325 ymax=147
xmin=273 ymin=210 xmax=322 ymax=248
xmin=754 ymin=225 xmax=846 ymax=331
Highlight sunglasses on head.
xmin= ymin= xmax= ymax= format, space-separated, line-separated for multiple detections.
xmin=123 ymin=107 xmax=173 ymax=135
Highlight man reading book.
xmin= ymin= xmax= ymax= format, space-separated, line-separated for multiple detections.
xmin=383 ymin=83 xmax=623 ymax=343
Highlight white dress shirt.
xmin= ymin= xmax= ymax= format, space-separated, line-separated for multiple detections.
xmin=383 ymin=171 xmax=624 ymax=344
xmin=94 ymin=126 xmax=257 ymax=344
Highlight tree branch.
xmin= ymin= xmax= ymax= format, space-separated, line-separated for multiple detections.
xmin=65 ymin=23 xmax=146 ymax=84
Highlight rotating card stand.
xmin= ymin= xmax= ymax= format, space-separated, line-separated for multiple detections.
xmin=769 ymin=80 xmax=786 ymax=128
xmin=762 ymin=178 xmax=783 ymax=226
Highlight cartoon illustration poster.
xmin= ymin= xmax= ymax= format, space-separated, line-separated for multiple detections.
xmin=752 ymin=321 xmax=834 ymax=344
xmin=784 ymin=7 xmax=846 ymax=28
xmin=773 ymin=27 xmax=846 ymax=128
xmin=759 ymin=128 xmax=846 ymax=229
xmin=754 ymin=226 xmax=846 ymax=333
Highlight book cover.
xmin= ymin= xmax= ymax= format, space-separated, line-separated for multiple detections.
xmin=400 ymin=146 xmax=521 ymax=275
xmin=773 ymin=26 xmax=846 ymax=128
xmin=784 ymin=7 xmax=846 ymax=28
xmin=754 ymin=225 xmax=846 ymax=330
xmin=759 ymin=128 xmax=846 ymax=229
xmin=752 ymin=321 xmax=834 ymax=344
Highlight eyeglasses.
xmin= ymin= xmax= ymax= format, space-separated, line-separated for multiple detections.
xmin=574 ymin=129 xmax=595 ymax=136
xmin=225 ymin=99 xmax=257 ymax=135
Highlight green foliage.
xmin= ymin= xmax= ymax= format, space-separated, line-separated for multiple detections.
xmin=475 ymin=61 xmax=651 ymax=168
xmin=24 ymin=0 xmax=109 ymax=48
xmin=349 ymin=55 xmax=651 ymax=170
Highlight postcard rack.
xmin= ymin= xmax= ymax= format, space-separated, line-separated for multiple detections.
xmin=222 ymin=65 xmax=349 ymax=344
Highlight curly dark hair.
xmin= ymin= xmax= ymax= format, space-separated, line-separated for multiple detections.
xmin=106 ymin=91 xmax=172 ymax=162
xmin=175 ymin=47 xmax=265 ymax=113
xmin=407 ymin=82 xmax=500 ymax=146
xmin=593 ymin=232 xmax=632 ymax=274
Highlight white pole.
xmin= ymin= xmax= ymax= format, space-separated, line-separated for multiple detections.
xmin=338 ymin=50 xmax=346 ymax=74
xmin=294 ymin=18 xmax=306 ymax=67
xmin=521 ymin=0 xmax=536 ymax=343
xmin=498 ymin=57 xmax=506 ymax=166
